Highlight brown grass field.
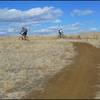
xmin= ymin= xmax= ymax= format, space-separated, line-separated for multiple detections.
xmin=0 ymin=35 xmax=100 ymax=99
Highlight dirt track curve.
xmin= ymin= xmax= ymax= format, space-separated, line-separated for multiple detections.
xmin=25 ymin=42 xmax=100 ymax=99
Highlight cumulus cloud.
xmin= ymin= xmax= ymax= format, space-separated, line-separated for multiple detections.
xmin=0 ymin=7 xmax=63 ymax=35
xmin=33 ymin=26 xmax=58 ymax=35
xmin=8 ymin=28 xmax=15 ymax=32
xmin=0 ymin=7 xmax=62 ymax=23
xmin=71 ymin=9 xmax=94 ymax=16
xmin=53 ymin=19 xmax=61 ymax=23
xmin=32 ymin=22 xmax=99 ymax=35
xmin=33 ymin=22 xmax=81 ymax=35
xmin=90 ymin=28 xmax=97 ymax=31
xmin=65 ymin=22 xmax=81 ymax=30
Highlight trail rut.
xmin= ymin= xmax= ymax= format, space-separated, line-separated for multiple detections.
xmin=25 ymin=42 xmax=100 ymax=99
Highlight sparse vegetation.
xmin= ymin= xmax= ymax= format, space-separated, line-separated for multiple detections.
xmin=0 ymin=34 xmax=100 ymax=99
xmin=0 ymin=36 xmax=76 ymax=99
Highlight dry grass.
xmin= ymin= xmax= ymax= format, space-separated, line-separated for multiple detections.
xmin=26 ymin=42 xmax=100 ymax=99
xmin=85 ymin=39 xmax=100 ymax=48
xmin=64 ymin=33 xmax=100 ymax=48
xmin=79 ymin=33 xmax=100 ymax=48
xmin=0 ymin=36 xmax=76 ymax=99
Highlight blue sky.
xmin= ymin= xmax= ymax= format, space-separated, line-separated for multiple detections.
xmin=0 ymin=1 xmax=100 ymax=35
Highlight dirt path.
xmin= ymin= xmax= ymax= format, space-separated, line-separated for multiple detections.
xmin=25 ymin=42 xmax=100 ymax=99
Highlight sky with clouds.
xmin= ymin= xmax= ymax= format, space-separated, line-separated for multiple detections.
xmin=0 ymin=1 xmax=100 ymax=36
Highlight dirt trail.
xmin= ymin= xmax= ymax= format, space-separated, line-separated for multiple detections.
xmin=25 ymin=42 xmax=100 ymax=99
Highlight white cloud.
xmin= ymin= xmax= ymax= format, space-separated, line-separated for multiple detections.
xmin=0 ymin=7 xmax=62 ymax=23
xmin=0 ymin=31 xmax=6 ymax=35
xmin=0 ymin=7 xmax=63 ymax=35
xmin=33 ymin=22 xmax=81 ymax=35
xmin=31 ymin=23 xmax=99 ymax=35
xmin=34 ymin=26 xmax=58 ymax=35
xmin=8 ymin=28 xmax=15 ymax=32
xmin=90 ymin=28 xmax=97 ymax=31
xmin=53 ymin=19 xmax=61 ymax=23
xmin=71 ymin=9 xmax=94 ymax=16
xmin=67 ymin=22 xmax=80 ymax=30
